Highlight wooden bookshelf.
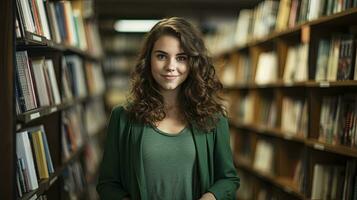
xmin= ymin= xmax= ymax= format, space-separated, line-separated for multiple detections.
xmin=0 ymin=0 xmax=14 ymax=199
xmin=0 ymin=0 xmax=109 ymax=199
xmin=219 ymin=3 xmax=357 ymax=200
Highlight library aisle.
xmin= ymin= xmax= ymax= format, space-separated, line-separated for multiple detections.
xmin=1 ymin=0 xmax=357 ymax=199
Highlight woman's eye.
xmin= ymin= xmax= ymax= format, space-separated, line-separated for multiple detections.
xmin=156 ymin=54 xmax=166 ymax=60
xmin=177 ymin=56 xmax=187 ymax=62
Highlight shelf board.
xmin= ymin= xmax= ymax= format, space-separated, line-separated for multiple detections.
xmin=17 ymin=94 xmax=104 ymax=124
xmin=306 ymin=139 xmax=357 ymax=158
xmin=230 ymin=121 xmax=357 ymax=158
xmin=235 ymin=160 xmax=305 ymax=199
xmin=16 ymin=31 xmax=102 ymax=61
xmin=223 ymin=80 xmax=357 ymax=90
xmin=18 ymin=146 xmax=85 ymax=200
xmin=230 ymin=121 xmax=307 ymax=144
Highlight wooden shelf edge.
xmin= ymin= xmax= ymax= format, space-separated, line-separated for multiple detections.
xmin=235 ymin=161 xmax=305 ymax=199
xmin=16 ymin=31 xmax=102 ymax=61
xmin=222 ymin=80 xmax=357 ymax=90
xmin=230 ymin=121 xmax=357 ymax=158
xmin=16 ymin=94 xmax=105 ymax=124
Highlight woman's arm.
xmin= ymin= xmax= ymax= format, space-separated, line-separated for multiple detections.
xmin=96 ymin=107 xmax=129 ymax=200
xmin=206 ymin=116 xmax=240 ymax=200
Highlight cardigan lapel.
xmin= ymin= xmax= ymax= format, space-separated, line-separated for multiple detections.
xmin=130 ymin=122 xmax=146 ymax=200
xmin=191 ymin=125 xmax=210 ymax=193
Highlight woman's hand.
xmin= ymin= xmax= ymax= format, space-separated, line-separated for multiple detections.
xmin=199 ymin=192 xmax=216 ymax=200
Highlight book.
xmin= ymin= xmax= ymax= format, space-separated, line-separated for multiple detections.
xmin=255 ymin=51 xmax=278 ymax=84
xmin=315 ymin=39 xmax=331 ymax=81
xmin=253 ymin=139 xmax=274 ymax=173
xmin=336 ymin=35 xmax=355 ymax=80
xmin=30 ymin=57 xmax=51 ymax=107
xmin=29 ymin=130 xmax=49 ymax=179
xmin=16 ymin=131 xmax=38 ymax=190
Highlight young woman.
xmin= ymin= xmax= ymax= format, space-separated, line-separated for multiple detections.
xmin=96 ymin=17 xmax=240 ymax=200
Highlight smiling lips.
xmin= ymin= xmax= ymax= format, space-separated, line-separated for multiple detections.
xmin=161 ymin=75 xmax=178 ymax=80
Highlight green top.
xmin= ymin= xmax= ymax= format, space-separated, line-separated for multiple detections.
xmin=143 ymin=126 xmax=199 ymax=199
xmin=96 ymin=106 xmax=240 ymax=200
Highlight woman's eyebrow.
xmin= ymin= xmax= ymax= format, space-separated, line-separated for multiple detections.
xmin=153 ymin=50 xmax=168 ymax=54
xmin=153 ymin=50 xmax=186 ymax=55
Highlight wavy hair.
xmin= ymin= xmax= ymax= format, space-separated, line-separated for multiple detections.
xmin=126 ymin=17 xmax=225 ymax=131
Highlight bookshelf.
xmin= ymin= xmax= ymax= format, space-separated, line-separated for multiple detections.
xmin=0 ymin=0 xmax=14 ymax=199
xmin=0 ymin=0 xmax=108 ymax=199
xmin=100 ymin=32 xmax=143 ymax=108
xmin=217 ymin=1 xmax=357 ymax=199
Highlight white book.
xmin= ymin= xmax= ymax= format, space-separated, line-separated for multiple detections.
xmin=308 ymin=0 xmax=322 ymax=21
xmin=295 ymin=44 xmax=308 ymax=81
xmin=18 ymin=0 xmax=36 ymax=33
xmin=255 ymin=51 xmax=278 ymax=84
xmin=253 ymin=140 xmax=274 ymax=173
xmin=311 ymin=164 xmax=325 ymax=199
xmin=234 ymin=9 xmax=252 ymax=46
xmin=35 ymin=0 xmax=51 ymax=39
xmin=283 ymin=46 xmax=298 ymax=82
xmin=31 ymin=58 xmax=51 ymax=107
xmin=44 ymin=59 xmax=61 ymax=105
xmin=48 ymin=2 xmax=62 ymax=43
xmin=327 ymin=37 xmax=340 ymax=81
xmin=16 ymin=131 xmax=39 ymax=190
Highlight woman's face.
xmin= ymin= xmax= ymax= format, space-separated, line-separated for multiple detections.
xmin=150 ymin=35 xmax=189 ymax=93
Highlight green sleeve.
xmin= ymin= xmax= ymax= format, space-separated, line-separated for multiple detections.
xmin=96 ymin=107 xmax=129 ymax=200
xmin=207 ymin=116 xmax=240 ymax=200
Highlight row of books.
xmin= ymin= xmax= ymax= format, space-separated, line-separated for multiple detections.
xmin=15 ymin=51 xmax=106 ymax=114
xmin=235 ymin=0 xmax=357 ymax=47
xmin=319 ymin=95 xmax=357 ymax=147
xmin=84 ymin=98 xmax=107 ymax=136
xmin=16 ymin=125 xmax=54 ymax=197
xmin=284 ymin=43 xmax=309 ymax=83
xmin=62 ymin=106 xmax=86 ymax=162
xmin=256 ymin=95 xmax=278 ymax=129
xmin=315 ymin=34 xmax=357 ymax=81
xmin=229 ymin=92 xmax=308 ymax=137
xmin=311 ymin=160 xmax=357 ymax=200
xmin=103 ymin=35 xmax=143 ymax=53
xmin=15 ymin=51 xmax=61 ymax=114
xmin=219 ymin=37 xmax=357 ymax=87
xmin=281 ymin=97 xmax=308 ymax=137
xmin=103 ymin=55 xmax=136 ymax=73
xmin=16 ymin=0 xmax=103 ymax=56
xmin=62 ymin=161 xmax=86 ymax=199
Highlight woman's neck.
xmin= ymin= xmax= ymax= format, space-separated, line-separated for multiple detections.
xmin=161 ymin=89 xmax=180 ymax=109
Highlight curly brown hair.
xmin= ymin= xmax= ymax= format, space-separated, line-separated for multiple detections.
xmin=126 ymin=17 xmax=225 ymax=131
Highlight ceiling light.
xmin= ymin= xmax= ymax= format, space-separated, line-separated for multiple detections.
xmin=114 ymin=19 xmax=159 ymax=33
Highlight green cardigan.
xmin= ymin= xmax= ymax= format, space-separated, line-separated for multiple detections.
xmin=96 ymin=106 xmax=240 ymax=200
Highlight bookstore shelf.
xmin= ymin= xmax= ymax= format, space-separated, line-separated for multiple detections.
xmin=19 ymin=146 xmax=85 ymax=200
xmin=235 ymin=159 xmax=305 ymax=199
xmin=17 ymin=94 xmax=105 ymax=124
xmin=224 ymin=80 xmax=357 ymax=90
xmin=230 ymin=120 xmax=357 ymax=158
xmin=217 ymin=7 xmax=357 ymax=57
xmin=16 ymin=32 xmax=102 ymax=62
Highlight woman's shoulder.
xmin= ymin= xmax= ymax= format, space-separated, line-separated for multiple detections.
xmin=111 ymin=105 xmax=130 ymax=121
